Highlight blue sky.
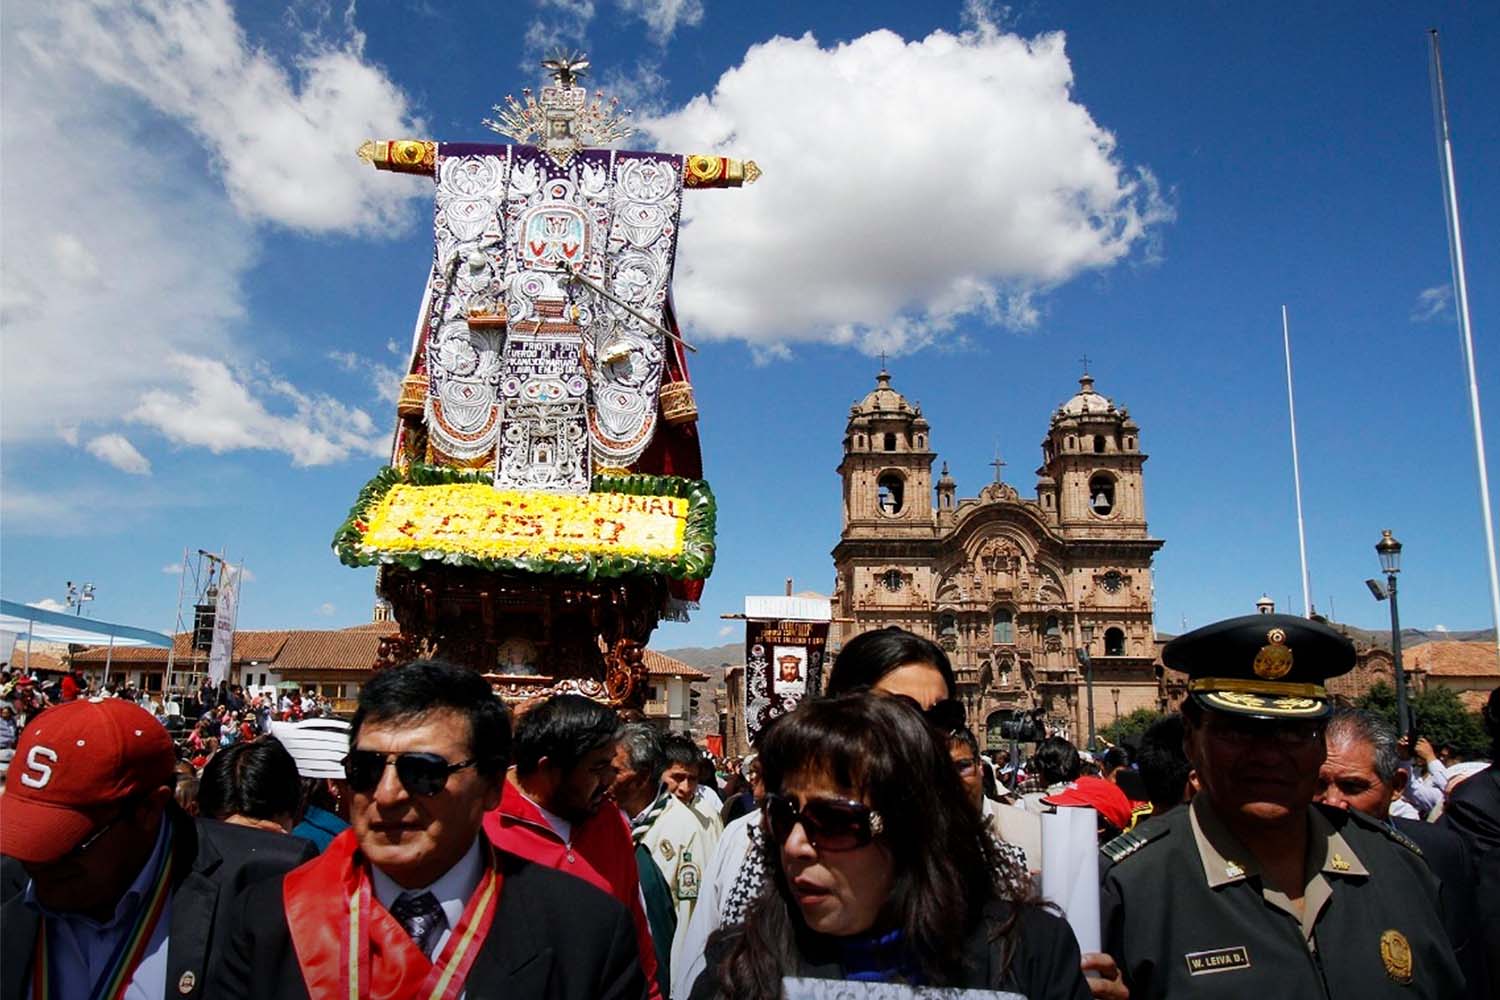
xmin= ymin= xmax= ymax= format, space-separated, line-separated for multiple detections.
xmin=3 ymin=2 xmax=1498 ymax=650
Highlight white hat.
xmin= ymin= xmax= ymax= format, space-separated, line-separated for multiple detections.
xmin=269 ymin=718 xmax=350 ymax=780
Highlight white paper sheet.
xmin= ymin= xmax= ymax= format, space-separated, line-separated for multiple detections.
xmin=1039 ymin=806 xmax=1101 ymax=956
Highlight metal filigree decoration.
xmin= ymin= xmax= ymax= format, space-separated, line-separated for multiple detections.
xmin=483 ymin=52 xmax=634 ymax=167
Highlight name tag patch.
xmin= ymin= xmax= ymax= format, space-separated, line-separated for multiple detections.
xmin=1185 ymin=946 xmax=1251 ymax=976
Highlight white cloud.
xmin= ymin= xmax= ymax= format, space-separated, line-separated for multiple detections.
xmin=1412 ymin=285 xmax=1452 ymax=323
xmin=615 ymin=0 xmax=703 ymax=45
xmin=316 ymin=602 xmax=337 ymax=617
xmin=1433 ymin=623 xmax=1449 ymax=632
xmin=639 ymin=20 xmax=1172 ymax=355
xmin=329 ymin=350 xmax=403 ymax=405
xmin=717 ymin=624 xmax=735 ymax=638
xmin=130 ymin=354 xmax=390 ymax=467
xmin=49 ymin=0 xmax=426 ymax=234
xmin=523 ymin=0 xmax=596 ymax=67
xmin=29 ymin=599 xmax=68 ymax=613
xmin=85 ymin=433 xmax=152 ymax=475
xmin=162 ymin=563 xmax=183 ymax=575
xmin=0 ymin=1 xmax=422 ymax=460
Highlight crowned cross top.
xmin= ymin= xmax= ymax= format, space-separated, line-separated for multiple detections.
xmin=483 ymin=51 xmax=634 ymax=166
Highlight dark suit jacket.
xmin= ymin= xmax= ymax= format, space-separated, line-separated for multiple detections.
xmin=1394 ymin=816 xmax=1490 ymax=1000
xmin=215 ymin=849 xmax=647 ymax=1000
xmin=1441 ymin=764 xmax=1500 ymax=858
xmin=1475 ymin=848 xmax=1500 ymax=994
xmin=0 ymin=809 xmax=317 ymax=1000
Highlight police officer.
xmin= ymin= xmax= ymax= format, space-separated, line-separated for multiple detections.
xmin=1100 ymin=614 xmax=1464 ymax=998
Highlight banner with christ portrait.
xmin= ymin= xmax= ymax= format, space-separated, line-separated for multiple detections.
xmin=744 ymin=616 xmax=828 ymax=744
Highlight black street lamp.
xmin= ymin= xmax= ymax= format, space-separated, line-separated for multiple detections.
xmin=1077 ymin=621 xmax=1096 ymax=752
xmin=1366 ymin=530 xmax=1410 ymax=735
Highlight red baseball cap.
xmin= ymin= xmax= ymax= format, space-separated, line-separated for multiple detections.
xmin=1 ymin=698 xmax=176 ymax=863
xmin=1042 ymin=775 xmax=1135 ymax=833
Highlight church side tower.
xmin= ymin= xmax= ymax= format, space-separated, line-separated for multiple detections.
xmin=837 ymin=369 xmax=934 ymax=535
xmin=1040 ymin=373 xmax=1149 ymax=540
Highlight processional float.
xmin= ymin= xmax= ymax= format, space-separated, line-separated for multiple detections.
xmin=333 ymin=56 xmax=757 ymax=706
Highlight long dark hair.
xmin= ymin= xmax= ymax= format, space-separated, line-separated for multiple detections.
xmin=826 ymin=627 xmax=956 ymax=698
xmin=715 ymin=693 xmax=1013 ymax=997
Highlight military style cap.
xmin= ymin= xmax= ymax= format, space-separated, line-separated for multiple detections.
xmin=1163 ymin=613 xmax=1355 ymax=720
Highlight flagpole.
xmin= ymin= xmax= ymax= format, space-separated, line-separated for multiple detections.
xmin=1282 ymin=306 xmax=1312 ymax=618
xmin=1430 ymin=30 xmax=1500 ymax=662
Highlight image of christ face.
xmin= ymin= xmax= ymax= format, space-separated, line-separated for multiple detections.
xmin=779 ymin=656 xmax=803 ymax=683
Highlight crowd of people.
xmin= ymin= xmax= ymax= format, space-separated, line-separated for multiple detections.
xmin=0 ymin=613 xmax=1497 ymax=998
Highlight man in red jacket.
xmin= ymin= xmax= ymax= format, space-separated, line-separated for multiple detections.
xmin=484 ymin=695 xmax=664 ymax=1000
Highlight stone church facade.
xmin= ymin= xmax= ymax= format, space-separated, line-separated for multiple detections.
xmin=830 ymin=369 xmax=1165 ymax=748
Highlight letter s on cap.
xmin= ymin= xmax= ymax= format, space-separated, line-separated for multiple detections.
xmin=21 ymin=745 xmax=58 ymax=788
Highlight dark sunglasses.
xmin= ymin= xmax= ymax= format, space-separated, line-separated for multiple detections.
xmin=764 ymin=793 xmax=884 ymax=852
xmin=344 ymin=750 xmax=477 ymax=797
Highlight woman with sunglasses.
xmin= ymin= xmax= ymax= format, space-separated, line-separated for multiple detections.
xmin=689 ymin=693 xmax=1091 ymax=999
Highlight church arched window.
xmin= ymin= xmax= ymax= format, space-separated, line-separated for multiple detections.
xmin=992 ymin=609 xmax=1014 ymax=644
xmin=1105 ymin=627 xmax=1126 ymax=656
xmin=1089 ymin=473 xmax=1116 ymax=516
xmin=877 ymin=473 xmax=905 ymax=516
xmin=938 ymin=612 xmax=958 ymax=638
xmin=881 ymin=570 xmax=904 ymax=592
xmin=1094 ymin=434 xmax=1106 ymax=453
xmin=1043 ymin=615 xmax=1061 ymax=638
xmin=883 ymin=432 xmax=897 ymax=451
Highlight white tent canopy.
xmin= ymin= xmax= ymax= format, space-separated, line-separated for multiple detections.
xmin=1 ymin=599 xmax=172 ymax=671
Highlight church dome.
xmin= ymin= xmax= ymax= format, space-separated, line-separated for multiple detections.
xmin=854 ymin=369 xmax=916 ymax=416
xmin=1054 ymin=374 xmax=1116 ymax=421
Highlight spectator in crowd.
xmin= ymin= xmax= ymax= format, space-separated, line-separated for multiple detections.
xmin=1442 ymin=686 xmax=1500 ymax=859
xmin=1315 ymin=708 xmax=1489 ymax=999
xmin=1022 ymin=737 xmax=1082 ymax=814
xmin=270 ymin=717 xmax=352 ymax=852
xmin=0 ymin=698 xmax=314 ymax=999
xmin=1044 ymin=775 xmax=1135 ymax=843
xmin=641 ymin=732 xmax=721 ymax=988
xmin=611 ymin=721 xmax=679 ymax=1000
xmin=689 ymin=693 xmax=1090 ymax=999
xmin=0 ymin=705 xmax=16 ymax=751
xmin=694 ymin=756 xmax=723 ymax=816
xmin=1399 ymin=734 xmax=1451 ymax=819
xmin=485 ymin=694 xmax=664 ymax=1000
xmin=947 ymin=724 xmax=1039 ymax=879
xmin=196 ymin=736 xmax=304 ymax=835
xmin=719 ymin=755 xmax=761 ymax=826
xmin=674 ymin=626 xmax=964 ymax=999
xmin=1134 ymin=713 xmax=1195 ymax=820
xmin=174 ymin=759 xmax=200 ymax=817
xmin=1101 ymin=614 xmax=1462 ymax=999
xmin=218 ymin=660 xmax=645 ymax=999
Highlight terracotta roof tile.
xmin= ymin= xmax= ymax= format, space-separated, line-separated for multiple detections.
xmin=2 ymin=651 xmax=64 ymax=672
xmin=275 ymin=629 xmax=388 ymax=673
xmin=1407 ymin=642 xmax=1500 ymax=679
xmin=642 ymin=648 xmax=708 ymax=680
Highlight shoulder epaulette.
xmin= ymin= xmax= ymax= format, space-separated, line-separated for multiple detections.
xmin=1323 ymin=803 xmax=1424 ymax=858
xmin=1100 ymin=821 xmax=1168 ymax=864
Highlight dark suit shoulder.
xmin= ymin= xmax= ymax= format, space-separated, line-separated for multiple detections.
xmin=194 ymin=817 xmax=319 ymax=869
xmin=499 ymin=849 xmax=632 ymax=920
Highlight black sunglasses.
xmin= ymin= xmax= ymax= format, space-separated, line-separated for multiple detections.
xmin=764 ymin=793 xmax=884 ymax=852
xmin=344 ymin=750 xmax=477 ymax=797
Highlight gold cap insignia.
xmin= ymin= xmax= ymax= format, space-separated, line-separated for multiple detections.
xmin=1331 ymin=853 xmax=1350 ymax=872
xmin=1379 ymin=929 xmax=1413 ymax=984
xmin=1253 ymin=627 xmax=1293 ymax=680
xmin=178 ymin=971 xmax=197 ymax=995
xmin=1224 ymin=860 xmax=1245 ymax=878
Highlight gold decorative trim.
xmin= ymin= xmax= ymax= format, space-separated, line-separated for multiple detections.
xmin=1188 ymin=677 xmax=1326 ymax=699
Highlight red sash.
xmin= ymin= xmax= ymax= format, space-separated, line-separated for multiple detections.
xmin=284 ymin=829 xmax=502 ymax=1000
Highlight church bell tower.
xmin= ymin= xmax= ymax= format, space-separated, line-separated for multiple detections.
xmin=837 ymin=368 xmax=934 ymax=537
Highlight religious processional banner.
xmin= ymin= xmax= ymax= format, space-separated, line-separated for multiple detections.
xmin=744 ymin=617 xmax=829 ymax=744
xmin=207 ymin=564 xmax=241 ymax=684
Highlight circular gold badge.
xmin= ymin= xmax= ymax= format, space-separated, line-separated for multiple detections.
xmin=1379 ymin=929 xmax=1413 ymax=984
xmin=1253 ymin=628 xmax=1294 ymax=680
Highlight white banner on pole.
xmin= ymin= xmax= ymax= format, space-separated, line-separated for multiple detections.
xmin=0 ymin=630 xmax=19 ymax=665
xmin=207 ymin=564 xmax=241 ymax=683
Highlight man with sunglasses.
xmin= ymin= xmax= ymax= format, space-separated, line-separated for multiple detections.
xmin=0 ymin=697 xmax=315 ymax=1000
xmin=484 ymin=695 xmax=665 ymax=1000
xmin=1100 ymin=614 xmax=1463 ymax=998
xmin=218 ymin=661 xmax=646 ymax=1000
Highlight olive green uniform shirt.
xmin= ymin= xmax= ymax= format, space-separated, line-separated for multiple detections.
xmin=1100 ymin=795 xmax=1464 ymax=998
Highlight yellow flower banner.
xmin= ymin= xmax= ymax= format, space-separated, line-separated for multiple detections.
xmin=363 ymin=484 xmax=688 ymax=560
xmin=333 ymin=466 xmax=716 ymax=581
